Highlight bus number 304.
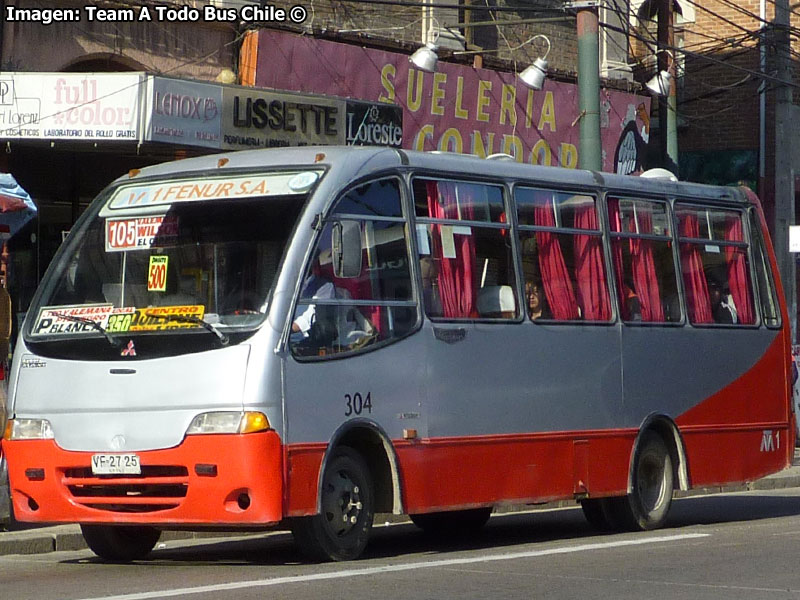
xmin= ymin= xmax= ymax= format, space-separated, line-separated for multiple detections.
xmin=345 ymin=392 xmax=372 ymax=417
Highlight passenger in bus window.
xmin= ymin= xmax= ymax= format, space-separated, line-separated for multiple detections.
xmin=526 ymin=280 xmax=551 ymax=320
xmin=708 ymin=276 xmax=738 ymax=324
xmin=292 ymin=268 xmax=335 ymax=340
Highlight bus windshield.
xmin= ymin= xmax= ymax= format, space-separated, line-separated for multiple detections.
xmin=27 ymin=171 xmax=319 ymax=342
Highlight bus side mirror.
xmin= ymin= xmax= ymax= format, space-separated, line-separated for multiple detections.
xmin=332 ymin=220 xmax=362 ymax=279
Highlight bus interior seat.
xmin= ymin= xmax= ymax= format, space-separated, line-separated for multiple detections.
xmin=333 ymin=287 xmax=375 ymax=346
xmin=477 ymin=285 xmax=515 ymax=318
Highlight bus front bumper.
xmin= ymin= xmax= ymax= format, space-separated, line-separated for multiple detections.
xmin=3 ymin=431 xmax=284 ymax=526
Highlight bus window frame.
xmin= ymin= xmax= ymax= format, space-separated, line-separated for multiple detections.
xmin=513 ymin=182 xmax=614 ymax=326
xmin=673 ymin=200 xmax=760 ymax=329
xmin=747 ymin=205 xmax=782 ymax=330
xmin=410 ymin=174 xmax=521 ymax=324
xmin=604 ymin=193 xmax=685 ymax=327
xmin=287 ymin=173 xmax=421 ymax=362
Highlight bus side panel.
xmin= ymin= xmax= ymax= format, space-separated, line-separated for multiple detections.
xmin=394 ymin=433 xmax=633 ymax=513
xmin=677 ymin=333 xmax=793 ymax=486
xmin=285 ymin=444 xmax=326 ymax=517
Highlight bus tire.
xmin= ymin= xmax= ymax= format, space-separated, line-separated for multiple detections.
xmin=80 ymin=524 xmax=161 ymax=562
xmin=290 ymin=446 xmax=374 ymax=562
xmin=409 ymin=507 xmax=492 ymax=534
xmin=623 ymin=430 xmax=674 ymax=530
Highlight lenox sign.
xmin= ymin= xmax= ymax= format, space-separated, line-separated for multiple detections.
xmin=154 ymin=90 xmax=219 ymax=122
xmin=146 ymin=77 xmax=222 ymax=148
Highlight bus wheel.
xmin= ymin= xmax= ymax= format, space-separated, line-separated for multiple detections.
xmin=290 ymin=446 xmax=374 ymax=562
xmin=409 ymin=507 xmax=492 ymax=535
xmin=80 ymin=525 xmax=160 ymax=562
xmin=625 ymin=430 xmax=674 ymax=530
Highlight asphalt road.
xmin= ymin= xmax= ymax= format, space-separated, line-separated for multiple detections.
xmin=2 ymin=488 xmax=800 ymax=600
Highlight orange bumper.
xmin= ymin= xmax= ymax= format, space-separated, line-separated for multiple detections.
xmin=4 ymin=431 xmax=284 ymax=526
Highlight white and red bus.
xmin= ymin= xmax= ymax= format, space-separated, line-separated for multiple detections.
xmin=2 ymin=147 xmax=794 ymax=561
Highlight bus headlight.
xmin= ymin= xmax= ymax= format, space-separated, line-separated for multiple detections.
xmin=186 ymin=412 xmax=270 ymax=435
xmin=3 ymin=418 xmax=55 ymax=440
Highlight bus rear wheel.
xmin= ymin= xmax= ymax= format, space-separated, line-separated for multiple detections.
xmin=582 ymin=432 xmax=674 ymax=532
xmin=409 ymin=507 xmax=492 ymax=535
xmin=625 ymin=430 xmax=674 ymax=530
xmin=80 ymin=524 xmax=161 ymax=562
xmin=290 ymin=446 xmax=374 ymax=562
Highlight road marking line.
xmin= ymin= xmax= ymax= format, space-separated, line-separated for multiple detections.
xmin=72 ymin=533 xmax=710 ymax=600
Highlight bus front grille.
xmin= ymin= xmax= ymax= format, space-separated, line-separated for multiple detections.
xmin=63 ymin=465 xmax=189 ymax=513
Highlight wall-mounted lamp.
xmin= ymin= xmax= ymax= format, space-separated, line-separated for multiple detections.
xmin=645 ymin=49 xmax=675 ymax=96
xmin=409 ymin=42 xmax=440 ymax=73
xmin=411 ymin=32 xmax=552 ymax=90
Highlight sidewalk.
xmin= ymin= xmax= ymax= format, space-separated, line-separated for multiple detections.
xmin=2 ymin=450 xmax=800 ymax=557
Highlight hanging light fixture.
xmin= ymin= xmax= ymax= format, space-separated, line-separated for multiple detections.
xmin=409 ymin=42 xmax=440 ymax=73
xmin=518 ymin=34 xmax=551 ymax=90
xmin=645 ymin=49 xmax=675 ymax=96
xmin=453 ymin=33 xmax=551 ymax=90
xmin=415 ymin=29 xmax=552 ymax=90
xmin=646 ymin=70 xmax=673 ymax=96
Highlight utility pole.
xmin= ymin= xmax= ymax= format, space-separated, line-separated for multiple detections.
xmin=572 ymin=1 xmax=602 ymax=171
xmin=774 ymin=0 xmax=796 ymax=340
xmin=657 ymin=0 xmax=678 ymax=173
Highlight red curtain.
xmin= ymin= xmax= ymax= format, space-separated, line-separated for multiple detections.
xmin=573 ymin=202 xmax=610 ymax=320
xmin=724 ymin=214 xmax=755 ymax=324
xmin=679 ymin=213 xmax=713 ymax=324
xmin=630 ymin=205 xmax=665 ymax=322
xmin=426 ymin=181 xmax=476 ymax=318
xmin=534 ymin=196 xmax=579 ymax=320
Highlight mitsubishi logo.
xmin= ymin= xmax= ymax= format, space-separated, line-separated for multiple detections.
xmin=121 ymin=340 xmax=136 ymax=357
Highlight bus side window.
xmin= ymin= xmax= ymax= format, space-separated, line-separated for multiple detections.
xmin=749 ymin=210 xmax=780 ymax=327
xmin=516 ymin=188 xmax=611 ymax=323
xmin=676 ymin=204 xmax=756 ymax=326
xmin=290 ymin=178 xmax=418 ymax=359
xmin=413 ymin=179 xmax=516 ymax=320
xmin=608 ymin=197 xmax=681 ymax=324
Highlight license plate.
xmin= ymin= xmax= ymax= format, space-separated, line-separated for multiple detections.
xmin=91 ymin=453 xmax=141 ymax=475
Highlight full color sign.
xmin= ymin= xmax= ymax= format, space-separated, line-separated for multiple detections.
xmin=0 ymin=72 xmax=140 ymax=140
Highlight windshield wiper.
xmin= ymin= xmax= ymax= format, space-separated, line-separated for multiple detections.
xmin=143 ymin=311 xmax=229 ymax=346
xmin=50 ymin=312 xmax=121 ymax=347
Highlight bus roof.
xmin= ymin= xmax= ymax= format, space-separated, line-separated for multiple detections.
xmin=118 ymin=146 xmax=747 ymax=206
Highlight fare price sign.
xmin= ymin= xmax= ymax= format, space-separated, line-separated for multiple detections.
xmin=148 ymin=255 xmax=168 ymax=292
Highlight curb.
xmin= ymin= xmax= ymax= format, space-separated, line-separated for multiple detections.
xmin=2 ymin=469 xmax=799 ymax=557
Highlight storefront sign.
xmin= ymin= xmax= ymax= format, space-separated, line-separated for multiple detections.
xmin=145 ymin=77 xmax=222 ymax=148
xmin=0 ymin=71 xmax=408 ymax=152
xmin=254 ymin=30 xmax=650 ymax=173
xmin=0 ymin=73 xmax=141 ymax=140
xmin=345 ymin=100 xmax=402 ymax=147
xmin=220 ymin=87 xmax=342 ymax=150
